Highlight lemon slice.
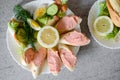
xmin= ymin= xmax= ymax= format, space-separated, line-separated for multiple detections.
xmin=93 ymin=16 xmax=114 ymax=36
xmin=37 ymin=26 xmax=59 ymax=48
xmin=114 ymin=30 xmax=120 ymax=42
xmin=27 ymin=18 xmax=41 ymax=31
xmin=34 ymin=7 xmax=46 ymax=20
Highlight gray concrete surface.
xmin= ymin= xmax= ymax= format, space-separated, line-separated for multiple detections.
xmin=0 ymin=0 xmax=120 ymax=80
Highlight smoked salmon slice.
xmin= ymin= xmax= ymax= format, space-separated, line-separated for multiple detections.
xmin=33 ymin=47 xmax=47 ymax=66
xmin=59 ymin=30 xmax=90 ymax=46
xmin=56 ymin=15 xmax=82 ymax=34
xmin=24 ymin=48 xmax=35 ymax=64
xmin=21 ymin=47 xmax=35 ymax=66
xmin=31 ymin=47 xmax=47 ymax=79
xmin=58 ymin=44 xmax=77 ymax=71
xmin=47 ymin=48 xmax=62 ymax=75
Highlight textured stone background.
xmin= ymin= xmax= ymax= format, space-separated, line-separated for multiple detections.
xmin=0 ymin=0 xmax=120 ymax=80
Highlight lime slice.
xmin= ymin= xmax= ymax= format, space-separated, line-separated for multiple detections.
xmin=93 ymin=16 xmax=114 ymax=36
xmin=37 ymin=26 xmax=59 ymax=48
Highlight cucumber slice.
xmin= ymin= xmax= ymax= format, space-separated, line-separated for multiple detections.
xmin=37 ymin=16 xmax=48 ymax=26
xmin=47 ymin=4 xmax=58 ymax=16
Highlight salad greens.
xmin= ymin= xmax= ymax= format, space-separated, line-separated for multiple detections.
xmin=8 ymin=19 xmax=20 ymax=30
xmin=13 ymin=5 xmax=35 ymax=49
xmin=99 ymin=2 xmax=109 ymax=16
xmin=99 ymin=2 xmax=120 ymax=39
xmin=61 ymin=0 xmax=68 ymax=5
xmin=23 ymin=22 xmax=36 ymax=49
xmin=106 ymin=26 xmax=120 ymax=39
xmin=14 ymin=5 xmax=31 ymax=21
xmin=15 ymin=28 xmax=27 ymax=43
xmin=57 ymin=10 xmax=66 ymax=18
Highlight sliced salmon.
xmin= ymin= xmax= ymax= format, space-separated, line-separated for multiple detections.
xmin=59 ymin=30 xmax=90 ymax=46
xmin=33 ymin=47 xmax=47 ymax=66
xmin=47 ymin=49 xmax=62 ymax=75
xmin=24 ymin=48 xmax=35 ymax=64
xmin=56 ymin=15 xmax=82 ymax=34
xmin=58 ymin=44 xmax=77 ymax=71
xmin=31 ymin=47 xmax=47 ymax=79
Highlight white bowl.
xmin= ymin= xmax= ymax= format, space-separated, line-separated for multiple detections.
xmin=88 ymin=0 xmax=120 ymax=49
xmin=6 ymin=0 xmax=81 ymax=74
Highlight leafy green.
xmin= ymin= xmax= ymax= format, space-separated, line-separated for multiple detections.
xmin=14 ymin=22 xmax=36 ymax=49
xmin=13 ymin=5 xmax=31 ymax=21
xmin=99 ymin=2 xmax=109 ymax=16
xmin=106 ymin=26 xmax=120 ymax=39
xmin=23 ymin=22 xmax=36 ymax=49
xmin=57 ymin=10 xmax=66 ymax=18
xmin=33 ymin=31 xmax=38 ymax=40
xmin=8 ymin=19 xmax=19 ymax=30
xmin=13 ymin=5 xmax=36 ymax=49
xmin=15 ymin=28 xmax=27 ymax=43
xmin=61 ymin=0 xmax=68 ymax=5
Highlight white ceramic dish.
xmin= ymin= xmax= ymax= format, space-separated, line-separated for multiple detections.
xmin=6 ymin=0 xmax=81 ymax=74
xmin=88 ymin=0 xmax=120 ymax=49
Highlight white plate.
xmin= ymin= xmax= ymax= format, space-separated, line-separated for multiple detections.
xmin=6 ymin=0 xmax=81 ymax=74
xmin=88 ymin=0 xmax=120 ymax=49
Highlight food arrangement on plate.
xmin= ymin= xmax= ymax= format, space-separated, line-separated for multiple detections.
xmin=88 ymin=0 xmax=120 ymax=49
xmin=7 ymin=0 xmax=90 ymax=79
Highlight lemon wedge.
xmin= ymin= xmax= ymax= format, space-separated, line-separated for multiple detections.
xmin=37 ymin=26 xmax=59 ymax=48
xmin=34 ymin=7 xmax=46 ymax=20
xmin=93 ymin=16 xmax=114 ymax=36
xmin=27 ymin=18 xmax=41 ymax=31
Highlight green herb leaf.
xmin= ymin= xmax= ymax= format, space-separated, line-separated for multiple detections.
xmin=8 ymin=19 xmax=19 ymax=30
xmin=61 ymin=0 xmax=68 ymax=4
xmin=99 ymin=2 xmax=109 ymax=16
xmin=57 ymin=10 xmax=66 ymax=18
xmin=106 ymin=26 xmax=120 ymax=39
xmin=13 ymin=5 xmax=31 ymax=21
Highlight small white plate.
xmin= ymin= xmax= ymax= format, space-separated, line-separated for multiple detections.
xmin=6 ymin=0 xmax=81 ymax=74
xmin=88 ymin=0 xmax=120 ymax=49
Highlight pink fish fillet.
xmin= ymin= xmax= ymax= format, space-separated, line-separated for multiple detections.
xmin=59 ymin=30 xmax=90 ymax=46
xmin=47 ymin=49 xmax=62 ymax=75
xmin=33 ymin=47 xmax=47 ymax=66
xmin=24 ymin=48 xmax=35 ymax=64
xmin=31 ymin=47 xmax=47 ymax=79
xmin=58 ymin=44 xmax=77 ymax=71
xmin=56 ymin=15 xmax=82 ymax=34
